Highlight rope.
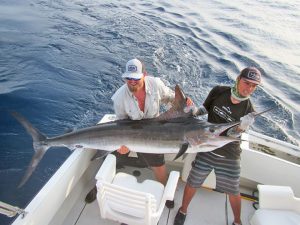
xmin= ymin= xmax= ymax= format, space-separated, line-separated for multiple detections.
xmin=225 ymin=194 xmax=229 ymax=225
xmin=0 ymin=201 xmax=27 ymax=218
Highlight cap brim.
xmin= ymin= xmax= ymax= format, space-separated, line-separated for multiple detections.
xmin=242 ymin=78 xmax=261 ymax=85
xmin=122 ymin=72 xmax=143 ymax=79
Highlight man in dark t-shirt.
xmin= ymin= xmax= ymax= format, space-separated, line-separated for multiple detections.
xmin=203 ymin=85 xmax=254 ymax=159
xmin=174 ymin=67 xmax=262 ymax=225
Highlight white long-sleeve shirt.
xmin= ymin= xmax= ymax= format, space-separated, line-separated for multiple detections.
xmin=111 ymin=76 xmax=174 ymax=120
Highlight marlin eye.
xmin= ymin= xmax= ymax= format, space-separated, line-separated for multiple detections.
xmin=209 ymin=127 xmax=215 ymax=133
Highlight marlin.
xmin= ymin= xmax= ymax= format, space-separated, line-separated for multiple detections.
xmin=12 ymin=85 xmax=273 ymax=187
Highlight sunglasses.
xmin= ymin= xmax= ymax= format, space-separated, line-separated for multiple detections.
xmin=125 ymin=77 xmax=141 ymax=81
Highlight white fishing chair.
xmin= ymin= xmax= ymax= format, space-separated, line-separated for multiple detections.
xmin=250 ymin=185 xmax=300 ymax=225
xmin=95 ymin=154 xmax=180 ymax=225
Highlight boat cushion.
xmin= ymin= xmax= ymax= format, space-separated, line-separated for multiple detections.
xmin=251 ymin=209 xmax=300 ymax=225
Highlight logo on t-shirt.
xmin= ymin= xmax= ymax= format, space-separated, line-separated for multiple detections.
xmin=222 ymin=106 xmax=232 ymax=114
xmin=213 ymin=106 xmax=235 ymax=122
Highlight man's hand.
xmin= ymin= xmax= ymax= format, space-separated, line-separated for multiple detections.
xmin=117 ymin=145 xmax=130 ymax=154
xmin=184 ymin=97 xmax=198 ymax=115
xmin=184 ymin=97 xmax=207 ymax=116
xmin=186 ymin=97 xmax=194 ymax=106
xmin=184 ymin=105 xmax=198 ymax=115
xmin=239 ymin=112 xmax=255 ymax=131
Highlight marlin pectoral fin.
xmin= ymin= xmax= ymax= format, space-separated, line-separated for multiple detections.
xmin=90 ymin=149 xmax=111 ymax=161
xmin=173 ymin=143 xmax=189 ymax=160
xmin=182 ymin=153 xmax=188 ymax=160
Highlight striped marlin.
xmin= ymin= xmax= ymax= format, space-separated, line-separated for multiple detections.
xmin=12 ymin=85 xmax=272 ymax=187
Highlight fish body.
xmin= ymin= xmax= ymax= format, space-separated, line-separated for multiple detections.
xmin=12 ymin=85 xmax=272 ymax=187
xmin=44 ymin=117 xmax=238 ymax=154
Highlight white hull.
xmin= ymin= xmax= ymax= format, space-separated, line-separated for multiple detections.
xmin=11 ymin=115 xmax=300 ymax=225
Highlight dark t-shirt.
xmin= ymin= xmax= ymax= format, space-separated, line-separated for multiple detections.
xmin=203 ymin=86 xmax=254 ymax=159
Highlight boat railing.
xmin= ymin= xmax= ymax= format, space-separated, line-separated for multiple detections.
xmin=247 ymin=130 xmax=300 ymax=157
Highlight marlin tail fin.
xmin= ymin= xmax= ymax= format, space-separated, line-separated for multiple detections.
xmin=11 ymin=111 xmax=49 ymax=188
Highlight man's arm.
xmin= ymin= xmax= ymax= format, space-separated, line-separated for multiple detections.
xmin=185 ymin=86 xmax=222 ymax=117
xmin=111 ymin=86 xmax=129 ymax=120
xmin=184 ymin=104 xmax=207 ymax=116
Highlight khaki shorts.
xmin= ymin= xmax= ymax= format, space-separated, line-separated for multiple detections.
xmin=137 ymin=153 xmax=165 ymax=167
xmin=113 ymin=151 xmax=165 ymax=168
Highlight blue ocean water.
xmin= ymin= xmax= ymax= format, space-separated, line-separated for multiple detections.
xmin=0 ymin=0 xmax=299 ymax=223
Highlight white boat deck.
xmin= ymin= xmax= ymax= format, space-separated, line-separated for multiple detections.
xmin=64 ymin=164 xmax=256 ymax=225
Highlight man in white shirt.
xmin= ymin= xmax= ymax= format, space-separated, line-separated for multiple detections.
xmin=86 ymin=58 xmax=191 ymax=208
xmin=112 ymin=58 xmax=176 ymax=208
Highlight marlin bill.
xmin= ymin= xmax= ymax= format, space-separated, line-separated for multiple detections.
xmin=11 ymin=85 xmax=271 ymax=187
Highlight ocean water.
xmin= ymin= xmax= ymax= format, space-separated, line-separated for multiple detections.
xmin=0 ymin=0 xmax=299 ymax=223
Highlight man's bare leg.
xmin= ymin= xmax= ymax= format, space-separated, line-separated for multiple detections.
xmin=180 ymin=183 xmax=197 ymax=213
xmin=229 ymin=193 xmax=242 ymax=225
xmin=151 ymin=164 xmax=167 ymax=185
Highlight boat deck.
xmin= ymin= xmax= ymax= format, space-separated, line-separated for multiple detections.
xmin=64 ymin=164 xmax=256 ymax=225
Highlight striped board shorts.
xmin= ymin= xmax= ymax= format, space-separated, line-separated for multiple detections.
xmin=187 ymin=151 xmax=241 ymax=195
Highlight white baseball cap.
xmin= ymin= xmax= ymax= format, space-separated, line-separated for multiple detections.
xmin=122 ymin=58 xmax=144 ymax=79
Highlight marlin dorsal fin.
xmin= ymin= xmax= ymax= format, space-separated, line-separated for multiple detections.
xmin=157 ymin=84 xmax=191 ymax=120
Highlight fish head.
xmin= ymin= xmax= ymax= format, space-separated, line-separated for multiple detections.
xmin=186 ymin=120 xmax=241 ymax=152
